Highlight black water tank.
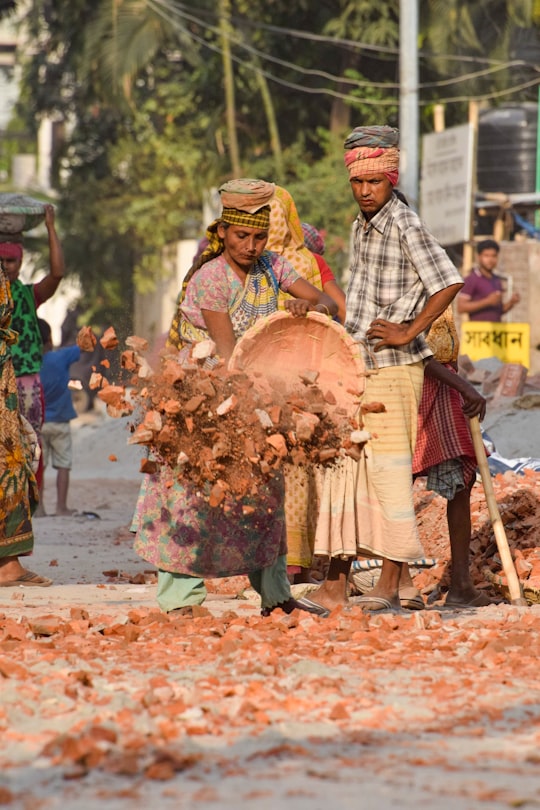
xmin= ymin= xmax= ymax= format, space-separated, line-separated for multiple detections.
xmin=477 ymin=103 xmax=538 ymax=194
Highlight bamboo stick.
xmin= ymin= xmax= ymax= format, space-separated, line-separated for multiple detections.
xmin=469 ymin=416 xmax=527 ymax=605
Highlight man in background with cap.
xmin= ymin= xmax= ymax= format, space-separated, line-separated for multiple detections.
xmin=300 ymin=125 xmax=464 ymax=616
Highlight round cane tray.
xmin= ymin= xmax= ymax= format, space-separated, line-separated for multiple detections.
xmin=229 ymin=311 xmax=366 ymax=415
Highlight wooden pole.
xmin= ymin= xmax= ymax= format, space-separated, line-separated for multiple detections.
xmin=433 ymin=104 xmax=445 ymax=134
xmin=469 ymin=416 xmax=527 ymax=605
xmin=219 ymin=0 xmax=241 ymax=176
xmin=462 ymin=101 xmax=479 ymax=276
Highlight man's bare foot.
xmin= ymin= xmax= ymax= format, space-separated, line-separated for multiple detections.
xmin=304 ymin=583 xmax=348 ymax=612
xmin=54 ymin=508 xmax=77 ymax=517
xmin=444 ymin=588 xmax=495 ymax=608
xmin=33 ymin=504 xmax=47 ymax=517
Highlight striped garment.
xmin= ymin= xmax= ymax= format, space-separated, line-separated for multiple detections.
xmin=413 ymin=366 xmax=477 ymax=492
xmin=314 ymin=362 xmax=425 ymax=563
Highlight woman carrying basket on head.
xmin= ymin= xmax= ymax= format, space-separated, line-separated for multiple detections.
xmin=132 ymin=178 xmax=338 ymax=616
xmin=0 ymin=245 xmax=52 ymax=588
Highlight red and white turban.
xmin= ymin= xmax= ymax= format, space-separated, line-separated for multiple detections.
xmin=344 ymin=126 xmax=400 ymax=186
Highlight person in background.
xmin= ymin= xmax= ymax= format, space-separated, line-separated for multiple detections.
xmin=457 ymin=239 xmax=520 ymax=322
xmin=37 ymin=318 xmax=82 ymax=517
xmin=0 ymin=247 xmax=52 ymax=587
xmin=0 ymin=205 xmax=65 ymax=493
xmin=298 ymin=124 xmax=463 ymax=616
xmin=266 ymin=186 xmax=323 ymax=299
xmin=301 ymin=222 xmax=346 ymax=324
xmin=408 ymin=309 xmax=492 ymax=608
xmin=266 ymin=189 xmax=326 ymax=586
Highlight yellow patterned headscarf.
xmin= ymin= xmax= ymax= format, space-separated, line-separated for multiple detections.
xmin=221 ymin=206 xmax=270 ymax=229
xmin=266 ymin=187 xmax=322 ymax=308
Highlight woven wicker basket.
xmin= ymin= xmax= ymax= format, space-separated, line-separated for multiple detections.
xmin=229 ymin=311 xmax=366 ymax=416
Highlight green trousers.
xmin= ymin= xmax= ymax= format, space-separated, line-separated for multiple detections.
xmin=157 ymin=554 xmax=291 ymax=612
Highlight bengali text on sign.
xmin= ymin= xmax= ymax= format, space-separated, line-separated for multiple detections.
xmin=460 ymin=322 xmax=530 ymax=368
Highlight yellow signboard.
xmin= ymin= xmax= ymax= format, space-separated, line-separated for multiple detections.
xmin=460 ymin=322 xmax=530 ymax=368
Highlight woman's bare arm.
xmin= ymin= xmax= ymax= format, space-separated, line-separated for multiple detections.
xmin=286 ymin=277 xmax=339 ymax=318
xmin=201 ymin=310 xmax=236 ymax=361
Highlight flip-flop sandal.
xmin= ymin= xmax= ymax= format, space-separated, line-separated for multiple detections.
xmin=72 ymin=510 xmax=101 ymax=520
xmin=351 ymin=557 xmax=439 ymax=571
xmin=0 ymin=570 xmax=53 ymax=588
xmin=399 ymin=587 xmax=425 ymax=611
xmin=352 ymin=595 xmax=401 ymax=614
xmin=400 ymin=595 xmax=425 ymax=610
xmin=294 ymin=596 xmax=331 ymax=618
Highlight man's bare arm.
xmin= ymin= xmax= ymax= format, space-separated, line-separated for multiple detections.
xmin=366 ymin=283 xmax=463 ymax=351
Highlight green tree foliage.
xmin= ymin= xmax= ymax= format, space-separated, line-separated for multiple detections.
xmin=421 ymin=0 xmax=540 ymax=125
xmin=8 ymin=0 xmax=540 ymax=329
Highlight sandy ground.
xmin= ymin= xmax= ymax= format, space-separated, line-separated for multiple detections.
xmin=1 ymin=402 xmax=540 ymax=809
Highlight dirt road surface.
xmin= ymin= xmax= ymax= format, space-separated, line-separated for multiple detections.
xmin=1 ymin=409 xmax=539 ymax=809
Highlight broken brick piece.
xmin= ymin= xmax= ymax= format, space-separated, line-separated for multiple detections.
xmin=140 ymin=458 xmax=159 ymax=474
xmin=183 ymin=395 xmax=205 ymax=413
xmin=100 ymin=326 xmax=119 ymax=350
xmin=361 ymin=401 xmax=386 ymax=414
xmin=77 ymin=326 xmax=97 ymax=352
xmin=125 ymin=335 xmax=149 ymax=353
xmin=121 ymin=350 xmax=139 ymax=372
xmin=97 ymin=385 xmax=126 ymax=406
xmin=266 ymin=433 xmax=288 ymax=457
xmin=299 ymin=369 xmax=319 ymax=385
xmin=494 ymin=363 xmax=528 ymax=399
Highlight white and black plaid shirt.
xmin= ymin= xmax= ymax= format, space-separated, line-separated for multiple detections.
xmin=345 ymin=195 xmax=463 ymax=369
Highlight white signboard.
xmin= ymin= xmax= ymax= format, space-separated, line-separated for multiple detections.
xmin=420 ymin=123 xmax=474 ymax=246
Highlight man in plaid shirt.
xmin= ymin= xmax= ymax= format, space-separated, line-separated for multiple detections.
xmin=299 ymin=125 xmax=464 ymax=617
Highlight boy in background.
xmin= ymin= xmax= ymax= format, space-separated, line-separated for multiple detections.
xmin=37 ymin=318 xmax=81 ymax=516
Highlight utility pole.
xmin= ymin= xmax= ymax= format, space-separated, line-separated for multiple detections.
xmin=399 ymin=0 xmax=419 ymax=209
xmin=219 ymin=0 xmax=241 ymax=177
xmin=536 ymin=85 xmax=540 ymax=228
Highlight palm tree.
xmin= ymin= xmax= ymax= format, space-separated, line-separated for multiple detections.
xmin=422 ymin=0 xmax=539 ymax=102
xmin=82 ymin=0 xmax=198 ymax=104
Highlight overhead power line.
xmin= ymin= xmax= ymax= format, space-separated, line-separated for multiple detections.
xmin=148 ymin=0 xmax=540 ymax=107
xmin=169 ymin=0 xmax=540 ymax=69
xmin=148 ymin=0 xmax=400 ymax=105
xmin=151 ymin=0 xmax=540 ymax=92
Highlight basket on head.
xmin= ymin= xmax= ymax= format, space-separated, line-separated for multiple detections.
xmin=0 ymin=193 xmax=47 ymax=236
xmin=229 ymin=311 xmax=366 ymax=415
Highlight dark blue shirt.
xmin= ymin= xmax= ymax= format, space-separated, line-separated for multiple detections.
xmin=40 ymin=345 xmax=81 ymax=422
